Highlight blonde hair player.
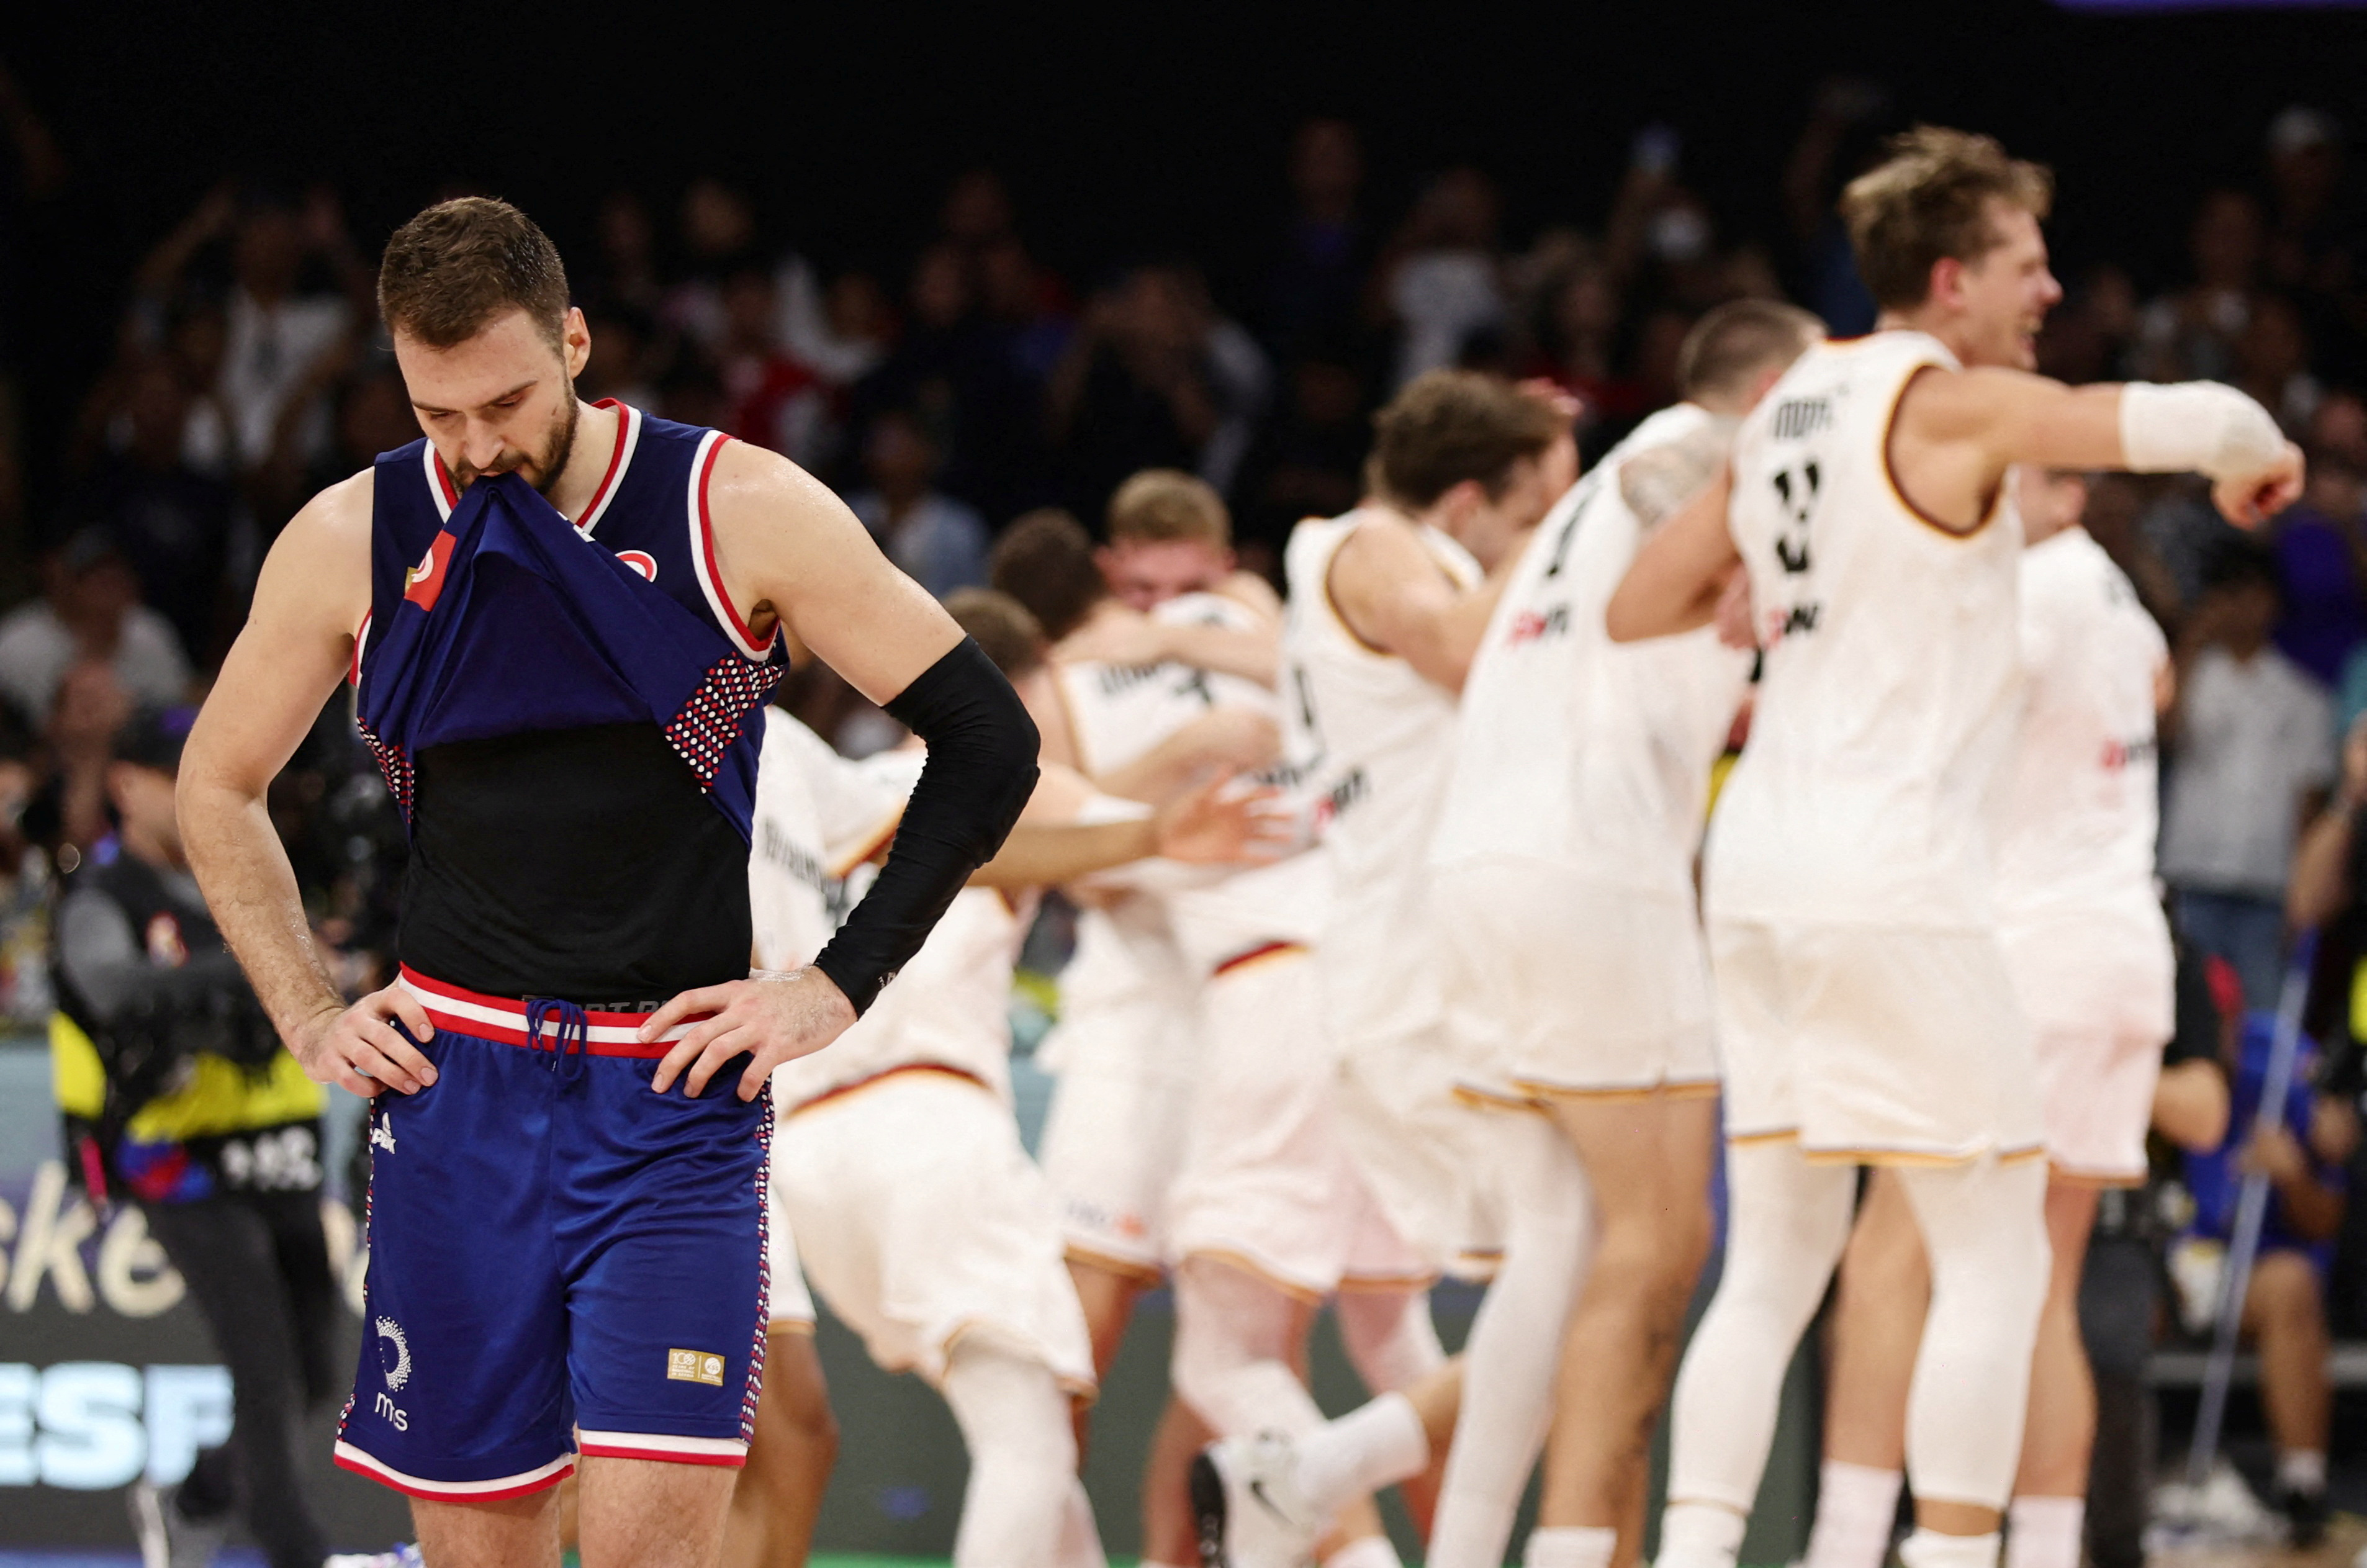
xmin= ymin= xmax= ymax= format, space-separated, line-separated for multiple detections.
xmin=1797 ymin=465 xmax=2176 ymax=1568
xmin=1608 ymin=126 xmax=2300 ymax=1568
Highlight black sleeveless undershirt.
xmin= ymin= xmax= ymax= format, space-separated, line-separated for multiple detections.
xmin=397 ymin=723 xmax=751 ymax=1001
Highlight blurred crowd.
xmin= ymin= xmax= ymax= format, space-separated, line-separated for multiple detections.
xmin=7 ymin=81 xmax=2367 ymax=1289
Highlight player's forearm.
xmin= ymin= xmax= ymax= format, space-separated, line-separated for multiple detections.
xmin=1098 ymin=710 xmax=1279 ymax=805
xmin=812 ymin=638 xmax=1039 ymax=1014
xmin=970 ymin=817 xmax=1156 ymax=890
xmin=179 ymin=778 xmax=344 ymax=1040
xmin=1997 ymin=377 xmax=2284 ymax=481
xmin=1160 ymin=622 xmax=1279 ymax=689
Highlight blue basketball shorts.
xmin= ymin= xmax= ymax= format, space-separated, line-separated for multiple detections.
xmin=331 ymin=967 xmax=773 ymax=1500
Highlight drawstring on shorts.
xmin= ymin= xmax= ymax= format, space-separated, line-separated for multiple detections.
xmin=525 ymin=997 xmax=591 ymax=1084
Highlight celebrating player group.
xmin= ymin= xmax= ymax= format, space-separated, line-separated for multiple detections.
xmin=181 ymin=123 xmax=2304 ymax=1568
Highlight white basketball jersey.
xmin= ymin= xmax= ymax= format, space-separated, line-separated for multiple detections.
xmin=1707 ymin=331 xmax=2025 ymax=929
xmin=769 ymin=885 xmax=1030 ymax=1107
xmin=1433 ymin=402 xmax=1752 ymax=896
xmin=748 ymin=711 xmax=918 ymax=971
xmin=1282 ymin=508 xmax=1482 ymax=1044
xmin=1995 ymin=526 xmax=2171 ymax=922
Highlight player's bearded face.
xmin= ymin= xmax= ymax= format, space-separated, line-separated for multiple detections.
xmin=448 ymin=382 xmax=579 ymax=496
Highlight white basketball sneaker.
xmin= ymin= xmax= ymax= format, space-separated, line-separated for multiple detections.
xmin=1189 ymin=1430 xmax=1323 ymax=1568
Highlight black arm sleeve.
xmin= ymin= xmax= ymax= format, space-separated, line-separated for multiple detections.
xmin=811 ymin=637 xmax=1039 ymax=1014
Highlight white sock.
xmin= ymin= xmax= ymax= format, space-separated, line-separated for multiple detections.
xmin=1296 ymin=1391 xmax=1429 ymax=1517
xmin=1323 ymin=1536 xmax=1404 ymax=1568
xmin=1657 ymin=1502 xmax=1748 ymax=1568
xmin=1525 ymin=1524 xmax=1618 ymax=1568
xmin=2004 ymin=1496 xmax=2083 ymax=1568
xmin=1898 ymin=1528 xmax=2001 ymax=1568
xmin=1803 ymin=1461 xmax=1903 ymax=1568
xmin=2278 ymin=1449 xmax=2328 ymax=1494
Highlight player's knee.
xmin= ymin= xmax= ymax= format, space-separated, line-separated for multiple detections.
xmin=2248 ymin=1253 xmax=2324 ymax=1334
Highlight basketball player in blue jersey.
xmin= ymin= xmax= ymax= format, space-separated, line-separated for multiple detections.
xmin=178 ymin=199 xmax=1039 ymax=1568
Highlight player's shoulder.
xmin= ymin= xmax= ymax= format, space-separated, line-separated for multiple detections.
xmin=250 ymin=468 xmax=374 ymax=626
xmin=705 ymin=435 xmax=847 ymax=530
xmin=1895 ymin=362 xmax=2058 ymax=446
xmin=281 ymin=467 xmax=376 ymax=557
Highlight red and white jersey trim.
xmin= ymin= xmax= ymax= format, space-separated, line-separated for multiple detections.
xmin=576 ymin=1429 xmax=748 ymax=1466
xmin=422 ymin=446 xmax=458 ymax=522
xmin=350 ymin=610 xmax=372 ymax=687
xmin=686 ymin=430 xmax=774 ymax=661
xmin=333 ymin=1441 xmax=574 ymax=1500
xmin=397 ymin=965 xmax=705 ymax=1055
xmin=575 ymin=401 xmax=641 ymax=537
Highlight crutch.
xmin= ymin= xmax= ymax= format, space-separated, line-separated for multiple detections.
xmin=2183 ymin=929 xmax=2320 ymax=1490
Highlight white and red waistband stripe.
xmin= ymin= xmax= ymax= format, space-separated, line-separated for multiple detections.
xmin=577 ymin=1430 xmax=747 ymax=1466
xmin=397 ymin=965 xmax=708 ymax=1057
xmin=333 ymin=1441 xmax=575 ymax=1500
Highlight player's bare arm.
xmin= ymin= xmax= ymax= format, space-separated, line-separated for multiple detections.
xmin=1093 ymin=705 xmax=1282 ymax=806
xmin=1328 ymin=515 xmax=1515 ymax=693
xmin=1604 ymin=464 xmax=1741 ymax=642
xmin=179 ymin=473 xmax=441 ymax=1097
xmin=970 ymin=763 xmax=1286 ymax=888
xmin=1058 ymin=602 xmax=1283 ymax=689
xmin=644 ymin=439 xmax=1037 ymax=1100
xmin=1890 ymin=366 xmax=2304 ymax=531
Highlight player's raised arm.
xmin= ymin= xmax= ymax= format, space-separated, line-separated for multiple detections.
xmin=1604 ymin=462 xmax=1741 ymax=642
xmin=646 ymin=439 xmax=1038 ymax=1094
xmin=179 ymin=474 xmax=438 ymax=1097
xmin=1892 ymin=366 xmax=2304 ymax=529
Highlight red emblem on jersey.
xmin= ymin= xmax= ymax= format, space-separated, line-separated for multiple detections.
xmin=616 ymin=549 xmax=658 ymax=582
xmin=404 ymin=531 xmax=458 ymax=611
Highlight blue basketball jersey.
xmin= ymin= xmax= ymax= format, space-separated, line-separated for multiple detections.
xmin=353 ymin=402 xmax=785 ymax=844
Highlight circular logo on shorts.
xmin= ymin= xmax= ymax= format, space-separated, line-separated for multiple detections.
xmin=376 ymin=1316 xmax=412 ymax=1390
xmin=703 ymin=1354 xmax=724 ymax=1381
xmin=616 ymin=549 xmax=658 ymax=582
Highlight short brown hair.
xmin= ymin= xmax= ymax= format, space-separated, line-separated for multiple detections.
xmin=943 ymin=588 xmax=1047 ymax=681
xmin=989 ymin=508 xmax=1105 ymax=642
xmin=1676 ymin=300 xmax=1825 ymax=399
xmin=1840 ymin=127 xmax=2054 ymax=311
xmin=1372 ymin=370 xmax=1562 ymax=510
xmin=1108 ymin=469 xmax=1230 ymax=547
xmin=379 ymin=197 xmax=571 ymax=350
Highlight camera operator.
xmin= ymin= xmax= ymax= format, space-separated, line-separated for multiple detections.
xmin=50 ymin=706 xmax=341 ymax=1568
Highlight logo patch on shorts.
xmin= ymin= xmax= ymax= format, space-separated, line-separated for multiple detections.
xmin=376 ymin=1317 xmax=412 ymax=1390
xmin=667 ymin=1348 xmax=726 ymax=1386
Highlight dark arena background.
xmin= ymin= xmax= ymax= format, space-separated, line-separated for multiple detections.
xmin=6 ymin=2 xmax=2367 ymax=1564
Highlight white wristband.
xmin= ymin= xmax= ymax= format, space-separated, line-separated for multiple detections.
xmin=2119 ymin=381 xmax=2285 ymax=481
